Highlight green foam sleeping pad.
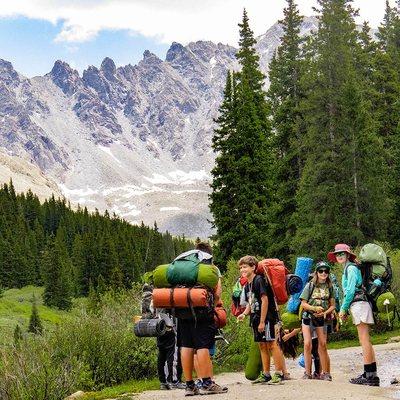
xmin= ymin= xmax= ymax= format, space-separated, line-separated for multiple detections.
xmin=245 ymin=341 xmax=262 ymax=380
xmin=281 ymin=312 xmax=301 ymax=330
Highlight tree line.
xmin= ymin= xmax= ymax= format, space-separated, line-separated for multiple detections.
xmin=211 ymin=0 xmax=400 ymax=266
xmin=0 ymin=181 xmax=193 ymax=309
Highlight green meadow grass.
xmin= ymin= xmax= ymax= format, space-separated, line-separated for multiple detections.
xmin=0 ymin=286 xmax=71 ymax=346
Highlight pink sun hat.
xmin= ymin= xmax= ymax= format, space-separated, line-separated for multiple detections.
xmin=327 ymin=243 xmax=357 ymax=263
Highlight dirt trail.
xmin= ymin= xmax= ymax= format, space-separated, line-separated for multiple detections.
xmin=137 ymin=342 xmax=400 ymax=400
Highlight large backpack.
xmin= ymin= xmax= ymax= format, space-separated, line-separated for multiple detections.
xmin=356 ymin=243 xmax=393 ymax=305
xmin=151 ymin=250 xmax=217 ymax=320
xmin=256 ymin=259 xmax=289 ymax=305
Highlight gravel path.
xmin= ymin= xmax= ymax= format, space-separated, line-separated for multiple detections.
xmin=137 ymin=342 xmax=400 ymax=400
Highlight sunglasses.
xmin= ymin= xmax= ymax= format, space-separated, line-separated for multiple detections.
xmin=317 ymin=269 xmax=329 ymax=274
xmin=335 ymin=252 xmax=347 ymax=257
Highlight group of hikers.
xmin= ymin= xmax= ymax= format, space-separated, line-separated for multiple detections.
xmin=140 ymin=241 xmax=383 ymax=396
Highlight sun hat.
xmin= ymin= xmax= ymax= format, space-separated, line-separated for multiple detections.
xmin=315 ymin=261 xmax=331 ymax=272
xmin=327 ymin=243 xmax=356 ymax=263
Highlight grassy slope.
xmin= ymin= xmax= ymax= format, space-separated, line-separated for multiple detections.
xmin=0 ymin=286 xmax=70 ymax=346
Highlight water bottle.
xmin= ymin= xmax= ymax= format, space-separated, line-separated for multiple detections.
xmin=368 ymin=278 xmax=382 ymax=298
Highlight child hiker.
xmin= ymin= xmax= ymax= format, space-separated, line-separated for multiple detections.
xmin=328 ymin=243 xmax=380 ymax=386
xmin=237 ymin=256 xmax=285 ymax=384
xmin=300 ymin=261 xmax=335 ymax=381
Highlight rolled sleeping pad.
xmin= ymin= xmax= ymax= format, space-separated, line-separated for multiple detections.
xmin=134 ymin=318 xmax=166 ymax=337
xmin=245 ymin=341 xmax=262 ymax=380
xmin=287 ymin=274 xmax=303 ymax=295
xmin=281 ymin=312 xmax=302 ymax=330
xmin=152 ymin=264 xmax=219 ymax=289
xmin=298 ymin=353 xmax=305 ymax=368
xmin=286 ymin=257 xmax=313 ymax=313
xmin=152 ymin=288 xmax=210 ymax=308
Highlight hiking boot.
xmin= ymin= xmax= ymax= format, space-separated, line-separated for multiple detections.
xmin=349 ymin=374 xmax=380 ymax=386
xmin=312 ymin=372 xmax=321 ymax=380
xmin=169 ymin=381 xmax=186 ymax=389
xmin=212 ymin=381 xmax=228 ymax=392
xmin=283 ymin=372 xmax=291 ymax=380
xmin=268 ymin=373 xmax=284 ymax=385
xmin=302 ymin=372 xmax=312 ymax=380
xmin=185 ymin=385 xmax=200 ymax=396
xmin=199 ymin=382 xmax=227 ymax=395
xmin=320 ymin=373 xmax=332 ymax=381
xmin=160 ymin=383 xmax=170 ymax=390
xmin=252 ymin=372 xmax=271 ymax=384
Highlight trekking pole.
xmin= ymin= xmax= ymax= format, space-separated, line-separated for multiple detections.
xmin=383 ymin=298 xmax=391 ymax=328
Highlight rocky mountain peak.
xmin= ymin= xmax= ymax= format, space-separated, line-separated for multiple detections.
xmin=0 ymin=59 xmax=20 ymax=87
xmin=48 ymin=60 xmax=82 ymax=95
xmin=165 ymin=42 xmax=186 ymax=63
xmin=142 ymin=50 xmax=163 ymax=65
xmin=100 ymin=57 xmax=117 ymax=77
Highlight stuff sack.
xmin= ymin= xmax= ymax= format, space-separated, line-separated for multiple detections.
xmin=214 ymin=301 xmax=227 ymax=328
xmin=256 ymin=258 xmax=289 ymax=305
xmin=230 ymin=275 xmax=247 ymax=317
xmin=152 ymin=287 xmax=212 ymax=308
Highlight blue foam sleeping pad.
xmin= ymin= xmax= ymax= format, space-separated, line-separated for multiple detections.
xmin=286 ymin=257 xmax=313 ymax=313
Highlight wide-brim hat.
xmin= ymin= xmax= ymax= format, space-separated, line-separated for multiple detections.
xmin=327 ymin=243 xmax=356 ymax=263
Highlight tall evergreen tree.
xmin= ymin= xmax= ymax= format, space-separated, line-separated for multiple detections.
xmin=293 ymin=0 xmax=389 ymax=257
xmin=210 ymin=10 xmax=273 ymax=266
xmin=267 ymin=0 xmax=305 ymax=261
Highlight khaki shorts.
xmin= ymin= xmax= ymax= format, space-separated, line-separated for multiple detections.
xmin=350 ymin=301 xmax=374 ymax=325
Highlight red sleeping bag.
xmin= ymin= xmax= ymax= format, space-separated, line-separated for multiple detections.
xmin=152 ymin=288 xmax=211 ymax=308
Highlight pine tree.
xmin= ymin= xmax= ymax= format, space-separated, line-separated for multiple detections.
xmin=293 ymin=0 xmax=389 ymax=257
xmin=28 ymin=295 xmax=43 ymax=334
xmin=14 ymin=324 xmax=23 ymax=347
xmin=267 ymin=0 xmax=305 ymax=261
xmin=210 ymin=10 xmax=272 ymax=265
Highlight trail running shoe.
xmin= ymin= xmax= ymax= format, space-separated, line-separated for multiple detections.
xmin=267 ymin=373 xmax=284 ymax=385
xmin=169 ymin=381 xmax=186 ymax=389
xmin=349 ymin=375 xmax=380 ymax=386
xmin=312 ymin=372 xmax=320 ymax=380
xmin=252 ymin=372 xmax=272 ymax=384
xmin=320 ymin=373 xmax=332 ymax=381
xmin=199 ymin=382 xmax=227 ymax=395
xmin=185 ymin=385 xmax=200 ymax=396
xmin=159 ymin=383 xmax=170 ymax=390
xmin=302 ymin=372 xmax=312 ymax=380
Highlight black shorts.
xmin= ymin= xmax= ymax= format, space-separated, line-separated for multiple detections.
xmin=251 ymin=315 xmax=276 ymax=342
xmin=178 ymin=318 xmax=216 ymax=350
xmin=302 ymin=316 xmax=325 ymax=328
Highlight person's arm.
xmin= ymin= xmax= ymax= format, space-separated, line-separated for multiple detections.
xmin=237 ymin=303 xmax=251 ymax=321
xmin=282 ymin=327 xmax=301 ymax=341
xmin=340 ymin=265 xmax=358 ymax=313
xmin=258 ymin=294 xmax=268 ymax=332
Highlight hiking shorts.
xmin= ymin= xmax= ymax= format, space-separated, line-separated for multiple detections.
xmin=178 ymin=318 xmax=216 ymax=350
xmin=350 ymin=301 xmax=374 ymax=325
xmin=302 ymin=316 xmax=327 ymax=333
xmin=251 ymin=317 xmax=276 ymax=342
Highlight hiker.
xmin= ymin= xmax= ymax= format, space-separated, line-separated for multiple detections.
xmin=300 ymin=261 xmax=335 ymax=381
xmin=237 ymin=255 xmax=285 ymax=384
xmin=140 ymin=284 xmax=184 ymax=390
xmin=157 ymin=313 xmax=185 ymax=390
xmin=328 ymin=243 xmax=380 ymax=386
xmin=177 ymin=241 xmax=226 ymax=396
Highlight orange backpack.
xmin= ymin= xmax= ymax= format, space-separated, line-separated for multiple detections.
xmin=256 ymin=258 xmax=289 ymax=305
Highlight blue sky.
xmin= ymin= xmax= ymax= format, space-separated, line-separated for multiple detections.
xmin=0 ymin=0 xmax=395 ymax=78
xmin=0 ymin=17 xmax=169 ymax=77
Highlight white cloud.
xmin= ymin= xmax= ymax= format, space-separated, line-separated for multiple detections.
xmin=0 ymin=0 xmax=396 ymax=45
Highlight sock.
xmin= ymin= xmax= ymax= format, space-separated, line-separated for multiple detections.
xmin=365 ymin=363 xmax=377 ymax=379
xmin=186 ymin=380 xmax=195 ymax=388
xmin=202 ymin=377 xmax=212 ymax=387
xmin=263 ymin=372 xmax=271 ymax=378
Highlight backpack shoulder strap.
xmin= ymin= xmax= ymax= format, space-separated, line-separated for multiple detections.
xmin=307 ymin=282 xmax=315 ymax=303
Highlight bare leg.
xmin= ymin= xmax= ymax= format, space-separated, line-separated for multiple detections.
xmin=181 ymin=347 xmax=194 ymax=381
xmin=302 ymin=324 xmax=313 ymax=375
xmin=258 ymin=342 xmax=271 ymax=374
xmin=195 ymin=348 xmax=213 ymax=379
xmin=269 ymin=341 xmax=284 ymax=373
xmin=315 ymin=327 xmax=329 ymax=373
xmin=357 ymin=323 xmax=376 ymax=364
